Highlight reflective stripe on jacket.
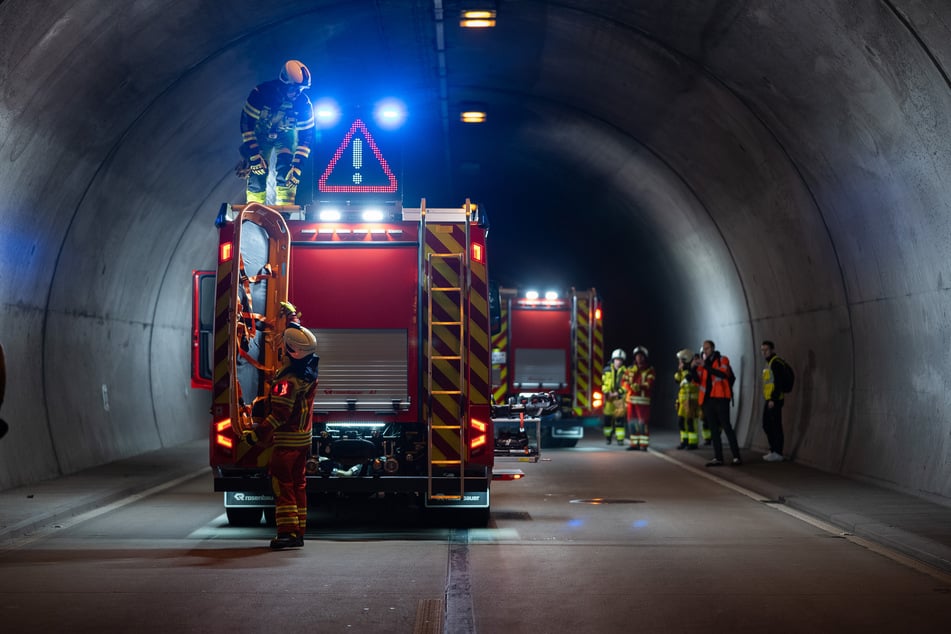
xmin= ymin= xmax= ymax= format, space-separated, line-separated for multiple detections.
xmin=602 ymin=364 xmax=627 ymax=416
xmin=623 ymin=365 xmax=656 ymax=405
xmin=263 ymin=365 xmax=318 ymax=448
xmin=675 ymin=369 xmax=700 ymax=418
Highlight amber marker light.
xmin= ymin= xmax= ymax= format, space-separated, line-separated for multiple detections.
xmin=460 ymin=110 xmax=487 ymax=123
xmin=460 ymin=10 xmax=496 ymax=28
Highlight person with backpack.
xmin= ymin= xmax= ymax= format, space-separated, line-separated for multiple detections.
xmin=697 ymin=340 xmax=742 ymax=466
xmin=760 ymin=340 xmax=793 ymax=462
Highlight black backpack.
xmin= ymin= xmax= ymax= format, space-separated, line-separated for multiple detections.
xmin=771 ymin=357 xmax=795 ymax=393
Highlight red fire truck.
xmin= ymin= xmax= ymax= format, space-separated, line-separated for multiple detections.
xmin=191 ymin=197 xmax=522 ymax=526
xmin=491 ymin=287 xmax=604 ymax=447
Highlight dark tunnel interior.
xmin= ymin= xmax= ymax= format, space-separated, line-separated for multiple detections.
xmin=1 ymin=1 xmax=950 ymax=505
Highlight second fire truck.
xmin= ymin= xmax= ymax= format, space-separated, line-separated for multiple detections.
xmin=491 ymin=287 xmax=604 ymax=447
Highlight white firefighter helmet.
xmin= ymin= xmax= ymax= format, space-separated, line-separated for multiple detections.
xmin=284 ymin=326 xmax=318 ymax=359
xmin=280 ymin=60 xmax=312 ymax=89
xmin=632 ymin=346 xmax=649 ymax=360
xmin=676 ymin=348 xmax=693 ymax=363
xmin=610 ymin=348 xmax=627 ymax=362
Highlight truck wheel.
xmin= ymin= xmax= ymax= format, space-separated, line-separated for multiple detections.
xmin=226 ymin=507 xmax=263 ymax=526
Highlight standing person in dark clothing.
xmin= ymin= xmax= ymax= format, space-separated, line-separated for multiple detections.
xmin=243 ymin=325 xmax=319 ymax=549
xmin=760 ymin=340 xmax=790 ymax=462
xmin=697 ymin=340 xmax=741 ymax=466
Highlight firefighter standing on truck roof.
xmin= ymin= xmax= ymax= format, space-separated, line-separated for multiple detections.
xmin=239 ymin=60 xmax=315 ymax=205
xmin=622 ymin=346 xmax=656 ymax=451
xmin=601 ymin=348 xmax=628 ymax=445
xmin=243 ymin=324 xmax=319 ymax=550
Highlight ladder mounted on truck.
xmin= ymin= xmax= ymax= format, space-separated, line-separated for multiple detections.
xmin=421 ymin=198 xmax=472 ymax=503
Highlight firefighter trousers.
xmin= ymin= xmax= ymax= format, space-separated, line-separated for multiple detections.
xmin=602 ymin=414 xmax=626 ymax=443
xmin=626 ymin=403 xmax=651 ymax=448
xmin=246 ymin=131 xmax=299 ymax=205
xmin=269 ymin=446 xmax=308 ymax=537
xmin=677 ymin=415 xmax=699 ymax=447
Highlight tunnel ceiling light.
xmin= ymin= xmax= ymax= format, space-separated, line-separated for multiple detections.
xmin=460 ymin=110 xmax=487 ymax=123
xmin=460 ymin=10 xmax=496 ymax=28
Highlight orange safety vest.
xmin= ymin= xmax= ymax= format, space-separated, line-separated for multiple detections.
xmin=697 ymin=354 xmax=732 ymax=405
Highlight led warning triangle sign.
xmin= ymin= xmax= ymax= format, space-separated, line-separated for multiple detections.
xmin=318 ymin=119 xmax=399 ymax=193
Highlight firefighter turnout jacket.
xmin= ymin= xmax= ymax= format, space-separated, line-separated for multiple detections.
xmin=260 ymin=357 xmax=319 ymax=447
xmin=623 ymin=364 xmax=656 ymax=406
xmin=602 ymin=363 xmax=627 ymax=417
xmin=675 ymin=367 xmax=700 ymax=418
xmin=240 ymin=79 xmax=315 ymax=204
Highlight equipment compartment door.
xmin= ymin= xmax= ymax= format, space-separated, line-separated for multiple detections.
xmin=191 ymin=270 xmax=215 ymax=390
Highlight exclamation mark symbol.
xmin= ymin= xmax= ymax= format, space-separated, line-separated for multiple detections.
xmin=352 ymin=138 xmax=363 ymax=184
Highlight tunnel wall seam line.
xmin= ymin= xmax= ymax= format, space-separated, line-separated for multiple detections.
xmin=883 ymin=0 xmax=951 ymax=91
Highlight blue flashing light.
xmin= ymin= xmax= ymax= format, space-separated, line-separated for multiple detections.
xmin=314 ymin=98 xmax=341 ymax=127
xmin=373 ymin=98 xmax=407 ymax=130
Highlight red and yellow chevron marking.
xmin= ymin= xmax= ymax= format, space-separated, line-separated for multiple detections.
xmin=574 ymin=295 xmax=591 ymax=416
xmin=592 ymin=294 xmax=604 ymax=392
xmin=212 ymin=231 xmax=234 ymax=414
xmin=424 ymin=224 xmax=466 ymax=443
xmin=467 ymin=248 xmax=491 ymax=406
xmin=491 ymin=298 xmax=508 ymax=404
xmin=430 ymin=428 xmax=461 ymax=462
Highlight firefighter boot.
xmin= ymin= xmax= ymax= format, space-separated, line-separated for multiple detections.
xmin=270 ymin=533 xmax=303 ymax=550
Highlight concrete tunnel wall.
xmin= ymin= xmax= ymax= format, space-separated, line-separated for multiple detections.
xmin=0 ymin=1 xmax=949 ymax=504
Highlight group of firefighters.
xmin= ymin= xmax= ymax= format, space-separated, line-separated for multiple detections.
xmin=601 ymin=346 xmax=713 ymax=451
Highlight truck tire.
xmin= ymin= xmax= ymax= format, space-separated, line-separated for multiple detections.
xmin=226 ymin=507 xmax=263 ymax=526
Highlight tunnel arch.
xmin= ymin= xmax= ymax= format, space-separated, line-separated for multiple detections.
xmin=1 ymin=1 xmax=950 ymax=506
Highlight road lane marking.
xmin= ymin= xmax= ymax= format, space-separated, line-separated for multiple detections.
xmin=0 ymin=468 xmax=208 ymax=552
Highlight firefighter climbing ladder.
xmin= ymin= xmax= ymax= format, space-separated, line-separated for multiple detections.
xmin=422 ymin=199 xmax=472 ymax=503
